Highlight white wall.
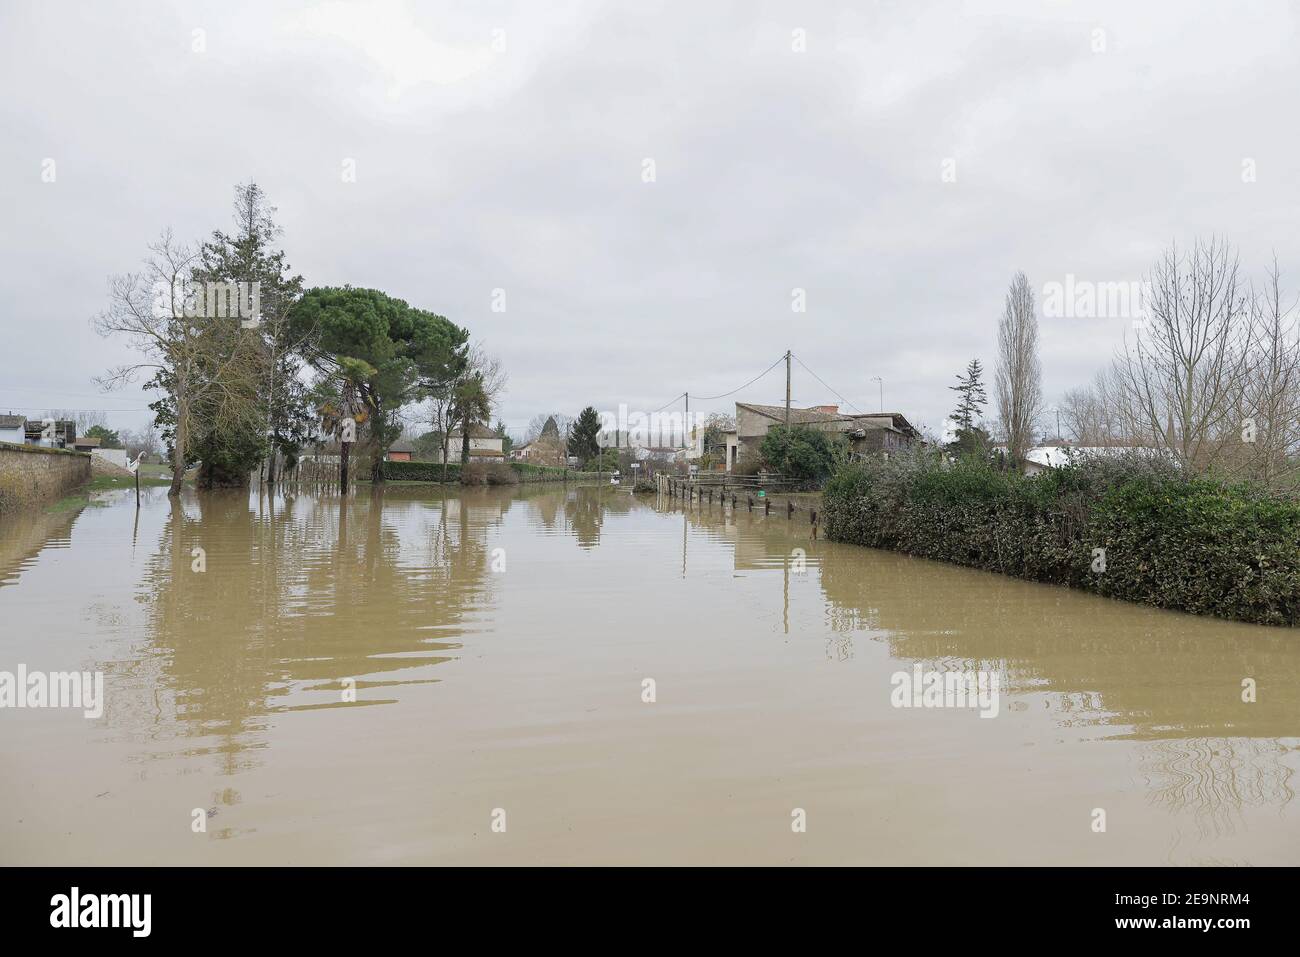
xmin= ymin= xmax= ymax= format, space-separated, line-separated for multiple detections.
xmin=92 ymin=448 xmax=128 ymax=468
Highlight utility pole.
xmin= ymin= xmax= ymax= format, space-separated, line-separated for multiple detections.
xmin=871 ymin=376 xmax=882 ymax=412
xmin=684 ymin=392 xmax=689 ymax=450
xmin=784 ymin=350 xmax=791 ymax=429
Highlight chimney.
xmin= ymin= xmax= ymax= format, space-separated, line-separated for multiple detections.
xmin=811 ymin=405 xmax=839 ymax=414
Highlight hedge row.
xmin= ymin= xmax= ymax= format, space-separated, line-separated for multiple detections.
xmin=378 ymin=460 xmax=603 ymax=484
xmin=379 ymin=460 xmax=461 ymax=482
xmin=822 ymin=452 xmax=1300 ymax=626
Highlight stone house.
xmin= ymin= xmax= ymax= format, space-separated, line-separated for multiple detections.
xmin=724 ymin=402 xmax=919 ymax=471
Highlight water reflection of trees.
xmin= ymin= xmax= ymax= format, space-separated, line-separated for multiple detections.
xmin=567 ymin=486 xmax=632 ymax=549
xmin=105 ymin=485 xmax=499 ymax=773
xmin=514 ymin=483 xmax=633 ymax=550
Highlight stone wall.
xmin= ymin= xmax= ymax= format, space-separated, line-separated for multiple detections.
xmin=0 ymin=441 xmax=93 ymax=514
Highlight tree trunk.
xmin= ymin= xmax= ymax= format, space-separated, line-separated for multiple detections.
xmin=340 ymin=440 xmax=351 ymax=494
xmin=169 ymin=410 xmax=186 ymax=498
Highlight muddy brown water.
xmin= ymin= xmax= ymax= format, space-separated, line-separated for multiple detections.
xmin=2 ymin=483 xmax=1297 ymax=865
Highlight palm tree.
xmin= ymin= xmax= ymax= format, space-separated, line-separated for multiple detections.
xmin=450 ymin=374 xmax=491 ymax=465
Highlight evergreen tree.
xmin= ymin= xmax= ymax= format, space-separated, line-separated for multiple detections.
xmin=84 ymin=425 xmax=122 ymax=448
xmin=289 ymin=286 xmax=467 ymax=487
xmin=494 ymin=419 xmax=513 ymax=456
xmin=188 ymin=182 xmax=307 ymax=487
xmin=949 ymin=359 xmax=988 ymax=432
xmin=568 ymin=406 xmax=601 ymax=463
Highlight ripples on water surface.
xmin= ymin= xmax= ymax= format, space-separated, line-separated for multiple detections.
xmin=1 ymin=483 xmax=1297 ymax=864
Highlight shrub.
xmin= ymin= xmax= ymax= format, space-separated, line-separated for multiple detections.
xmin=822 ymin=450 xmax=1300 ymax=625
xmin=460 ymin=462 xmax=520 ymax=485
xmin=759 ymin=425 xmax=846 ymax=489
xmin=379 ymin=460 xmax=461 ymax=482
xmin=633 ymin=480 xmax=657 ymax=494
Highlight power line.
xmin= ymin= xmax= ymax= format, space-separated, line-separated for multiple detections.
xmin=0 ymin=405 xmax=150 ymax=413
xmin=791 ymin=353 xmax=865 ymax=414
xmin=648 ymin=392 xmax=686 ymax=415
xmin=693 ymin=354 xmax=786 ymax=401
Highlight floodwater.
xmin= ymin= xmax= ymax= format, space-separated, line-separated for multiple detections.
xmin=2 ymin=482 xmax=1298 ymax=866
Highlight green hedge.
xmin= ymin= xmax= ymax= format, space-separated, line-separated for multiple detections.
xmin=378 ymin=460 xmax=603 ymax=484
xmin=379 ymin=460 xmax=461 ymax=482
xmin=822 ymin=453 xmax=1300 ymax=625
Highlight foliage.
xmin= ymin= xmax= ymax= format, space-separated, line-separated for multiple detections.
xmin=568 ymin=406 xmax=601 ymax=462
xmin=759 ymin=425 xmax=847 ymax=489
xmin=509 ymin=462 xmax=571 ymax=479
xmin=380 ymin=460 xmax=461 ymax=482
xmin=822 ymin=450 xmax=1300 ymax=625
xmin=947 ymin=424 xmax=992 ymax=459
xmin=188 ymin=182 xmax=306 ymax=488
xmin=494 ymin=420 xmax=514 ymax=456
xmin=461 ymin=462 xmax=520 ymax=486
xmin=450 ymin=374 xmax=491 ymax=464
xmin=84 ymin=425 xmax=122 ymax=449
xmin=412 ymin=430 xmax=444 ymax=461
xmin=289 ymin=285 xmax=468 ymax=483
xmin=586 ymin=448 xmax=618 ymax=472
xmin=948 ymin=358 xmax=988 ymax=432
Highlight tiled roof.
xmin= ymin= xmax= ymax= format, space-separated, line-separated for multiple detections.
xmin=0 ymin=414 xmax=24 ymax=429
xmin=737 ymin=402 xmax=853 ymax=425
xmin=449 ymin=423 xmax=499 ymax=439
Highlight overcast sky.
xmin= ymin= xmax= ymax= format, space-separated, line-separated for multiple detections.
xmin=3 ymin=0 xmax=1299 ymax=439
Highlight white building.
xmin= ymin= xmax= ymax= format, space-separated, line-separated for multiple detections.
xmin=0 ymin=414 xmax=24 ymax=444
xmin=434 ymin=424 xmax=506 ymax=463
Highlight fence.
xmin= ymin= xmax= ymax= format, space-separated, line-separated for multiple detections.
xmin=655 ymin=472 xmax=822 ymax=536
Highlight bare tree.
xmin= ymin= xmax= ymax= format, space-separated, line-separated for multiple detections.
xmin=120 ymin=424 xmax=162 ymax=462
xmin=1059 ymin=367 xmax=1134 ymax=446
xmin=434 ymin=343 xmax=507 ymax=479
xmin=93 ymin=230 xmax=264 ymax=496
xmin=42 ymin=410 xmax=109 ymax=436
xmin=1237 ymin=257 xmax=1300 ymax=486
xmin=994 ymin=271 xmax=1044 ymax=466
xmin=1111 ymin=239 xmax=1251 ymax=473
